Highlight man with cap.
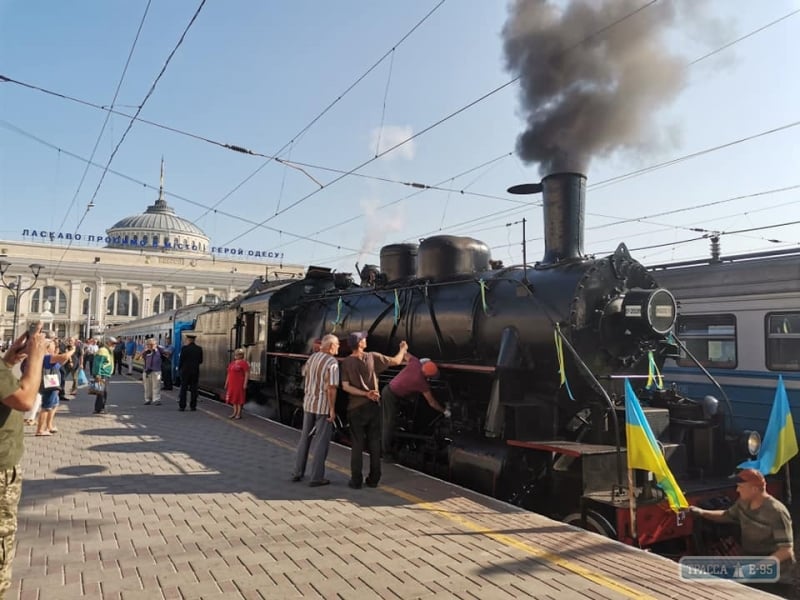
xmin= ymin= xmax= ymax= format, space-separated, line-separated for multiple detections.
xmin=688 ymin=468 xmax=795 ymax=591
xmin=91 ymin=336 xmax=116 ymax=414
xmin=178 ymin=333 xmax=203 ymax=411
xmin=381 ymin=355 xmax=450 ymax=459
xmin=340 ymin=331 xmax=407 ymax=489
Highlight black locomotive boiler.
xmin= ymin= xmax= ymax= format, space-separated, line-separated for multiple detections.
xmin=189 ymin=172 xmax=756 ymax=555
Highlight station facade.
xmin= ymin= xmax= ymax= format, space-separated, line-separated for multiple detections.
xmin=0 ymin=174 xmax=303 ymax=342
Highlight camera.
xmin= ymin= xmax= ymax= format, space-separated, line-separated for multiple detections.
xmin=25 ymin=321 xmax=42 ymax=339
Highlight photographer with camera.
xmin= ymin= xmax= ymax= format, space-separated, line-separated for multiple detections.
xmin=140 ymin=338 xmax=163 ymax=406
xmin=60 ymin=337 xmax=81 ymax=398
xmin=35 ymin=334 xmax=75 ymax=436
xmin=0 ymin=322 xmax=46 ymax=595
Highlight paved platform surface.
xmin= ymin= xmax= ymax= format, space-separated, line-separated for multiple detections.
xmin=10 ymin=374 xmax=779 ymax=599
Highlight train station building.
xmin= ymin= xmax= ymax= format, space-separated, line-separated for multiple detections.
xmin=0 ymin=168 xmax=303 ymax=342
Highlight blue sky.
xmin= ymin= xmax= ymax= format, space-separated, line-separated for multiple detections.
xmin=1 ymin=0 xmax=798 ymax=274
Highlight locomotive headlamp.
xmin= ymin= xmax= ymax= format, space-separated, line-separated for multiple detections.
xmin=620 ymin=288 xmax=677 ymax=336
xmin=742 ymin=430 xmax=762 ymax=457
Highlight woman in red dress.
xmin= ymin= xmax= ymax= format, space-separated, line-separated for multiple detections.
xmin=224 ymin=348 xmax=249 ymax=419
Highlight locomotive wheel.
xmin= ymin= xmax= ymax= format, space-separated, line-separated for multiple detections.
xmin=562 ymin=510 xmax=617 ymax=539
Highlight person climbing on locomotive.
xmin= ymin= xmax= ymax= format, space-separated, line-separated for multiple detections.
xmin=341 ymin=331 xmax=407 ymax=489
xmin=290 ymin=334 xmax=340 ymax=487
xmin=688 ymin=468 xmax=795 ymax=593
xmin=381 ymin=355 xmax=450 ymax=459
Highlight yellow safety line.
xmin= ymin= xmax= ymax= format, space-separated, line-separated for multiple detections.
xmin=211 ymin=411 xmax=657 ymax=600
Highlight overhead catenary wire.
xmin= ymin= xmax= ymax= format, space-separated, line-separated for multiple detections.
xmin=216 ymin=0 xmax=662 ymax=248
xmin=77 ymin=0 xmax=207 ymax=227
xmin=51 ymin=0 xmax=153 ymax=277
xmin=0 ymin=120 xmax=360 ymax=255
xmin=192 ymin=0 xmax=447 ymax=224
xmin=2 ymin=1 xmax=796 ymax=270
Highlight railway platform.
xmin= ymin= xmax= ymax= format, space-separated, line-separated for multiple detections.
xmin=10 ymin=374 xmax=780 ymax=599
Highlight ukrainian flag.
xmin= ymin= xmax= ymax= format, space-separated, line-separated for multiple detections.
xmin=739 ymin=375 xmax=798 ymax=475
xmin=625 ymin=379 xmax=688 ymax=512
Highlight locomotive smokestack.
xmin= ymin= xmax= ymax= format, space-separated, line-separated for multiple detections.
xmin=541 ymin=172 xmax=585 ymax=265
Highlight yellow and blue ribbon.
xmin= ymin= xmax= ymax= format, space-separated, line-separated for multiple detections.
xmin=554 ymin=324 xmax=575 ymax=401
xmin=331 ymin=297 xmax=343 ymax=332
xmin=479 ymin=279 xmax=488 ymax=315
xmin=393 ymin=289 xmax=400 ymax=325
xmin=646 ymin=351 xmax=664 ymax=390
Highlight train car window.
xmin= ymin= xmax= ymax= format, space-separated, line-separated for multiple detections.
xmin=766 ymin=312 xmax=800 ymax=371
xmin=676 ymin=314 xmax=736 ymax=368
xmin=258 ymin=313 xmax=267 ymax=344
xmin=242 ymin=312 xmax=257 ymax=346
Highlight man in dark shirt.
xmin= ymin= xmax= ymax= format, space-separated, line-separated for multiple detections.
xmin=381 ymin=355 xmax=449 ymax=457
xmin=160 ymin=336 xmax=174 ymax=390
xmin=178 ymin=334 xmax=203 ymax=411
xmin=689 ymin=468 xmax=795 ymax=592
xmin=340 ymin=331 xmax=406 ymax=489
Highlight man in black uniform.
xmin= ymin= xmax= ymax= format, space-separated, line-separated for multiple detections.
xmin=178 ymin=334 xmax=203 ymax=411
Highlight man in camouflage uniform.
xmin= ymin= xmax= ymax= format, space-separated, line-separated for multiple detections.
xmin=0 ymin=325 xmax=46 ymax=596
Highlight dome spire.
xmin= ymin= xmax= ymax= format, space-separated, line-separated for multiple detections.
xmin=153 ymin=156 xmax=170 ymax=210
xmin=159 ymin=156 xmax=165 ymax=202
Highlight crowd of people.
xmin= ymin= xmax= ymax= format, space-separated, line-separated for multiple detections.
xmin=0 ymin=326 xmax=795 ymax=595
xmin=291 ymin=330 xmax=449 ymax=490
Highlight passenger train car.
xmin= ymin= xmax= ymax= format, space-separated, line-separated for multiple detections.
xmin=107 ymin=303 xmax=217 ymax=381
xmin=650 ymin=248 xmax=800 ymax=477
xmin=117 ymin=173 xmax=770 ymax=556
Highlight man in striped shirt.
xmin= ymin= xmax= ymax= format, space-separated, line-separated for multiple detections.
xmin=291 ymin=334 xmax=340 ymax=487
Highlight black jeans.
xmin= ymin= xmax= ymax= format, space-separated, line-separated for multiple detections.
xmin=179 ymin=370 xmax=199 ymax=409
xmin=348 ymin=402 xmax=382 ymax=485
xmin=161 ymin=363 xmax=173 ymax=389
xmin=93 ymin=379 xmax=108 ymax=413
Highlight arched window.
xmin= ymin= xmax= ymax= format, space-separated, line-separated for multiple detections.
xmin=4 ymin=295 xmax=15 ymax=313
xmin=106 ymin=290 xmax=140 ymax=317
xmin=198 ymin=294 xmax=220 ymax=305
xmin=153 ymin=292 xmax=182 ymax=314
xmin=82 ymin=298 xmax=89 ymax=316
xmin=153 ymin=235 xmax=159 ymax=246
xmin=30 ymin=287 xmax=67 ymax=314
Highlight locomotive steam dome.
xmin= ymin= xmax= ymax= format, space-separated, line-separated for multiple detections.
xmin=417 ymin=235 xmax=491 ymax=280
xmin=380 ymin=243 xmax=419 ymax=282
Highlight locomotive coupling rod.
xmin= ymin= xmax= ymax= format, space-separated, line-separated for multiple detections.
xmin=554 ymin=328 xmax=623 ymax=488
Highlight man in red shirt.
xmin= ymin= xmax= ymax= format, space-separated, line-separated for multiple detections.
xmin=381 ymin=355 xmax=449 ymax=458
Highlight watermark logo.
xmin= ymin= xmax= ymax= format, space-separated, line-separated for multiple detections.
xmin=679 ymin=556 xmax=779 ymax=583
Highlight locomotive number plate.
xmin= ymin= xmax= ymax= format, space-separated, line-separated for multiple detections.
xmin=625 ymin=305 xmax=642 ymax=317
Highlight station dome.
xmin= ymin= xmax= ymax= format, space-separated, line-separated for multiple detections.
xmin=105 ymin=161 xmax=210 ymax=254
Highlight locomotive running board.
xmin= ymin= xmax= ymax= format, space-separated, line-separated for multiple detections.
xmin=506 ymin=440 xmax=619 ymax=457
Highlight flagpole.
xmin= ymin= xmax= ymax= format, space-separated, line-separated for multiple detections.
xmin=785 ymin=463 xmax=792 ymax=506
xmin=627 ymin=467 xmax=637 ymax=542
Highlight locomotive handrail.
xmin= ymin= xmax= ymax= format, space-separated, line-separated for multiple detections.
xmin=264 ymin=350 xmax=497 ymax=373
xmin=669 ymin=334 xmax=734 ymax=432
xmin=553 ymin=326 xmax=624 ymax=488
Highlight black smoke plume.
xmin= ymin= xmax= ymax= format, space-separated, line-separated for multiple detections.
xmin=503 ymin=0 xmax=688 ymax=175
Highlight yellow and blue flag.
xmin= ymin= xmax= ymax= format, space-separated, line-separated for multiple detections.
xmin=738 ymin=375 xmax=798 ymax=475
xmin=625 ymin=378 xmax=688 ymax=512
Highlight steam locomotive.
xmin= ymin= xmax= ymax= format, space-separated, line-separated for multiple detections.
xmin=118 ymin=173 xmax=763 ymax=555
